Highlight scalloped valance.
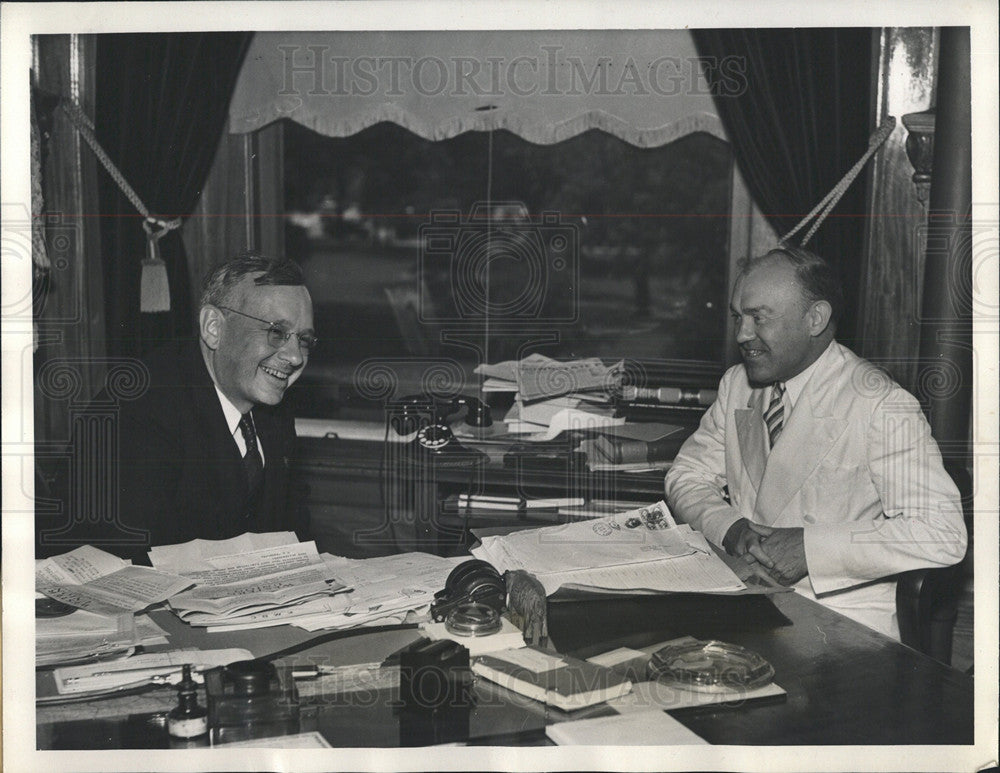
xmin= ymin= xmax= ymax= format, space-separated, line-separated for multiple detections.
xmin=229 ymin=30 xmax=725 ymax=147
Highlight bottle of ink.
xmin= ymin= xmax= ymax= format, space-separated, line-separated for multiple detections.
xmin=167 ymin=664 xmax=208 ymax=739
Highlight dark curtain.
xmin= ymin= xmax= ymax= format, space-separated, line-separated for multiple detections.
xmin=692 ymin=29 xmax=873 ymax=350
xmin=96 ymin=33 xmax=252 ymax=357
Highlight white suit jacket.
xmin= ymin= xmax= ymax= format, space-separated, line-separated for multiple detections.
xmin=665 ymin=341 xmax=966 ymax=637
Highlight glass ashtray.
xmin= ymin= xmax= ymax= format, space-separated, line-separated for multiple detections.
xmin=647 ymin=637 xmax=775 ymax=693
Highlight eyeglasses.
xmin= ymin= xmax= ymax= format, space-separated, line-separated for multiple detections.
xmin=217 ymin=306 xmax=318 ymax=353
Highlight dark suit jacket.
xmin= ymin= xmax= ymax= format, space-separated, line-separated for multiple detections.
xmin=96 ymin=341 xmax=305 ymax=563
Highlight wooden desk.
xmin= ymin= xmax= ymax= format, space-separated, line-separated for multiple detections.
xmin=548 ymin=591 xmax=973 ymax=745
xmin=36 ymin=588 xmax=973 ymax=748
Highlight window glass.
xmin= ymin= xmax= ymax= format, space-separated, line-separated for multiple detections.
xmin=284 ymin=120 xmax=731 ymax=415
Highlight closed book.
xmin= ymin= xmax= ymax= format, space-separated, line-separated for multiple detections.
xmin=471 ymin=646 xmax=632 ymax=711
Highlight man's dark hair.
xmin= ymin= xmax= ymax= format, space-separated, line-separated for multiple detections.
xmin=200 ymin=251 xmax=306 ymax=309
xmin=739 ymin=245 xmax=844 ymax=329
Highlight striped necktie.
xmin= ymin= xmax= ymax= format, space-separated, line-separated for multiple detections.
xmin=238 ymin=412 xmax=264 ymax=496
xmin=764 ymin=382 xmax=785 ymax=450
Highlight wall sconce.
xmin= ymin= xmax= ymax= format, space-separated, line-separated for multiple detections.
xmin=901 ymin=108 xmax=935 ymax=204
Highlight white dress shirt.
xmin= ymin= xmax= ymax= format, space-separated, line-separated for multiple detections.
xmin=214 ymin=386 xmax=265 ymax=466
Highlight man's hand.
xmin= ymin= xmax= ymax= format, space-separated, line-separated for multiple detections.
xmin=745 ymin=522 xmax=808 ymax=585
xmin=722 ymin=518 xmax=763 ymax=557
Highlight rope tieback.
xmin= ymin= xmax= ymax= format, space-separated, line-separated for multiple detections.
xmin=60 ymin=98 xmax=178 ymax=312
xmin=782 ymin=115 xmax=897 ymax=248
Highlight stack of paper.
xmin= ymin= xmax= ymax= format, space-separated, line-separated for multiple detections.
xmin=475 ymin=354 xmax=625 ymax=440
xmin=476 ymin=353 xmax=622 ymax=401
xmin=149 ymin=533 xmax=470 ymax=633
xmin=152 ymin=534 xmax=351 ymax=631
xmin=472 ymin=501 xmax=746 ymax=596
xmin=288 ymin=552 xmax=469 ymax=632
xmin=34 ymin=545 xmax=192 ymax=667
xmin=36 ymin=609 xmax=169 ymax=667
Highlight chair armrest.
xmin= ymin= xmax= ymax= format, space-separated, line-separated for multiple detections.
xmin=896 ymin=568 xmax=929 ymax=650
xmin=896 ymin=565 xmax=963 ymax=664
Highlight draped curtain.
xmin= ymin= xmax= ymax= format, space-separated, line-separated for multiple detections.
xmin=96 ymin=33 xmax=252 ymax=356
xmin=228 ymin=30 xmax=724 ymax=147
xmin=691 ymin=29 xmax=873 ymax=349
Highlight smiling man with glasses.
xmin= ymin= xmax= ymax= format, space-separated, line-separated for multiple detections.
xmin=101 ymin=252 xmax=315 ymax=562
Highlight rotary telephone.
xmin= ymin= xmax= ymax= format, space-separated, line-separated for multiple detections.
xmin=387 ymin=395 xmax=492 ymax=462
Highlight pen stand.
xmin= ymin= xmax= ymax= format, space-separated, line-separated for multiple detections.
xmin=396 ymin=639 xmax=473 ymax=746
xmin=205 ymin=660 xmax=299 ymax=745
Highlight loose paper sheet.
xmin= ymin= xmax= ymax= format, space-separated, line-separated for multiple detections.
xmin=147 ymin=531 xmax=300 ymax=573
xmin=545 ymin=708 xmax=707 ymax=745
xmin=36 ymin=546 xmax=193 ymax=616
xmin=171 ymin=541 xmax=327 ymax=585
xmin=607 ymin=679 xmax=786 ymax=714
xmin=54 ymin=648 xmax=254 ymax=694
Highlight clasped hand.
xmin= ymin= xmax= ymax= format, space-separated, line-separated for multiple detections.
xmin=724 ymin=518 xmax=808 ymax=586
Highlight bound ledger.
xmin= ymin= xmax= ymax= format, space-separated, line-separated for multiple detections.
xmin=471 ymin=646 xmax=632 ymax=711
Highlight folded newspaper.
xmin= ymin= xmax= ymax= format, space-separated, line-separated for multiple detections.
xmin=472 ymin=501 xmax=746 ymax=596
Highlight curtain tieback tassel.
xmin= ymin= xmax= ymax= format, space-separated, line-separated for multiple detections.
xmin=60 ymin=98 xmax=181 ymax=314
xmin=140 ymin=218 xmax=178 ymax=313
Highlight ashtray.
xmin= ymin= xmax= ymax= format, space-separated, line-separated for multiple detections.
xmin=647 ymin=636 xmax=774 ymax=693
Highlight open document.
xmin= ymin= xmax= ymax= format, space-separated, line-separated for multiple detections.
xmin=473 ymin=501 xmax=747 ymax=596
xmin=36 ymin=545 xmax=193 ymax=617
xmin=473 ymin=501 xmax=695 ymax=574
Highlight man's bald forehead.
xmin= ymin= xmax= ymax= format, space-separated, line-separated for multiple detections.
xmin=739 ymin=254 xmax=811 ymax=308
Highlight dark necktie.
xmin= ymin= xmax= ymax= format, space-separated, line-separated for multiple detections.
xmin=238 ymin=413 xmax=264 ymax=497
xmin=764 ymin=382 xmax=785 ymax=450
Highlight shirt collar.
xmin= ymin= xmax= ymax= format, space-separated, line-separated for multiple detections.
xmin=782 ymin=339 xmax=835 ymax=409
xmin=214 ymin=386 xmax=245 ymax=437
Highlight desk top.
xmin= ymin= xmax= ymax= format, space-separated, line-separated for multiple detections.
xmin=36 ymin=588 xmax=972 ymax=748
xmin=588 ymin=591 xmax=973 ymax=746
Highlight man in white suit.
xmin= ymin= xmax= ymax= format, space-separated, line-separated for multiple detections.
xmin=665 ymin=247 xmax=967 ymax=638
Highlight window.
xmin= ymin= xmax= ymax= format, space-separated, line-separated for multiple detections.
xmin=283 ymin=120 xmax=734 ymax=417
